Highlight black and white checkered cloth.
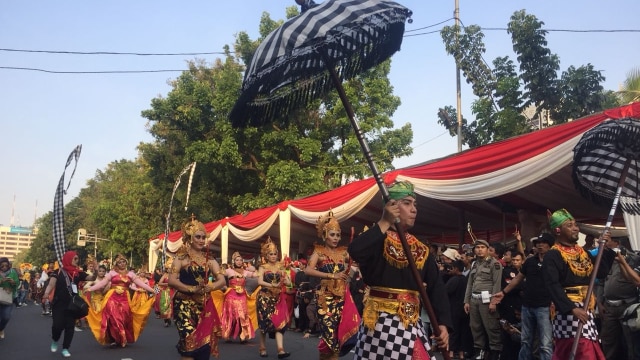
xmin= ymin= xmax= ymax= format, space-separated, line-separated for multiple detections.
xmin=230 ymin=0 xmax=413 ymax=126
xmin=53 ymin=145 xmax=82 ymax=264
xmin=353 ymin=312 xmax=434 ymax=360
xmin=552 ymin=302 xmax=599 ymax=342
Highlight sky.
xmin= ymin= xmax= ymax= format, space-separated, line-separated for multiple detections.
xmin=1 ymin=0 xmax=639 ymax=227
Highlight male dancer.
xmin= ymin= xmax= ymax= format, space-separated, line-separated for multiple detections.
xmin=542 ymin=209 xmax=605 ymax=359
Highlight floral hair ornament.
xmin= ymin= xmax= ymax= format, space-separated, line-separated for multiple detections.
xmin=181 ymin=214 xmax=207 ymax=244
xmin=316 ymin=210 xmax=341 ymax=239
xmin=548 ymin=208 xmax=575 ymax=230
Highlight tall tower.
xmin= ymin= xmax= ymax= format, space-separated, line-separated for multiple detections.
xmin=10 ymin=194 xmax=15 ymax=226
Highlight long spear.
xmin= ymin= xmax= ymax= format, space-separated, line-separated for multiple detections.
xmin=163 ymin=162 xmax=197 ymax=269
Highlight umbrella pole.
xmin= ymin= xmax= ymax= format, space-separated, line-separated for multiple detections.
xmin=323 ymin=57 xmax=448 ymax=358
xmin=569 ymin=157 xmax=631 ymax=360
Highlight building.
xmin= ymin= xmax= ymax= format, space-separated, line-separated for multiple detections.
xmin=0 ymin=225 xmax=37 ymax=261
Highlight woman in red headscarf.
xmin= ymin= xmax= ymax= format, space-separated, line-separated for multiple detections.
xmin=43 ymin=251 xmax=96 ymax=358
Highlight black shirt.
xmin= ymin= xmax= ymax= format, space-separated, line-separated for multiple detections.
xmin=520 ymin=255 xmax=551 ymax=308
xmin=51 ymin=270 xmax=90 ymax=305
xmin=348 ymin=223 xmax=452 ymax=330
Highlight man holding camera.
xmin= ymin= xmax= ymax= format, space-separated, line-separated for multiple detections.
xmin=600 ymin=235 xmax=640 ymax=360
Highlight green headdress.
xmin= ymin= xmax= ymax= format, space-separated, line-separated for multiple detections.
xmin=387 ymin=181 xmax=416 ymax=202
xmin=548 ymin=208 xmax=574 ymax=230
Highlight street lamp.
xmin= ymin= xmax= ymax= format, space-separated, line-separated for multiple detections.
xmin=77 ymin=228 xmax=111 ymax=258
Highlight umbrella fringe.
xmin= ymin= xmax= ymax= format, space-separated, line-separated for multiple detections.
xmin=573 ymin=117 xmax=640 ymax=206
xmin=230 ymin=2 xmax=411 ymax=127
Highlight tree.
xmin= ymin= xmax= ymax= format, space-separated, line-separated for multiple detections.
xmin=440 ymin=10 xmax=617 ymax=147
xmin=140 ymin=8 xmax=411 ymax=216
xmin=619 ymin=67 xmax=640 ymax=104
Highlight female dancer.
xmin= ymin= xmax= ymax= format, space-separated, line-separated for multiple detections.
xmin=83 ymin=264 xmax=108 ymax=312
xmin=156 ymin=259 xmax=174 ymax=327
xmin=42 ymin=251 xmax=96 ymax=357
xmin=221 ymin=251 xmax=258 ymax=342
xmin=256 ymin=237 xmax=292 ymax=359
xmin=85 ymin=254 xmax=156 ymax=347
xmin=304 ymin=211 xmax=360 ymax=360
xmin=168 ymin=216 xmax=226 ymax=360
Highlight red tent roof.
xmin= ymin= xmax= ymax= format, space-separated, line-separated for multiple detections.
xmin=154 ymin=102 xmax=640 ymax=252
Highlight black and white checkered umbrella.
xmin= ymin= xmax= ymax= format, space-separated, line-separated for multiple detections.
xmin=573 ymin=117 xmax=640 ymax=205
xmin=569 ymin=117 xmax=640 ymax=359
xmin=228 ymin=2 xmax=452 ymax=355
xmin=229 ymin=0 xmax=412 ymax=127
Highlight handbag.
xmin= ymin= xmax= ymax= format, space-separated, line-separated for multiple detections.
xmin=0 ymin=269 xmax=16 ymax=305
xmin=621 ymin=303 xmax=640 ymax=331
xmin=61 ymin=269 xmax=89 ymax=319
xmin=0 ymin=288 xmax=12 ymax=305
xmin=67 ymin=294 xmax=89 ymax=318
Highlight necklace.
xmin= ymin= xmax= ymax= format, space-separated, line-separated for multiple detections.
xmin=188 ymin=248 xmax=207 ymax=267
xmin=322 ymin=245 xmax=344 ymax=273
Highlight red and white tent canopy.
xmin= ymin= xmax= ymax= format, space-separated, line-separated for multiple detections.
xmin=149 ymin=102 xmax=640 ymax=269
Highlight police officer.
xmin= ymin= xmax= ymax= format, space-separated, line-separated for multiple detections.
xmin=464 ymin=239 xmax=503 ymax=360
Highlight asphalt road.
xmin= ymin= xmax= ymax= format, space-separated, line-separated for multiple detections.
xmin=1 ymin=301 xmax=447 ymax=360
xmin=0 ymin=301 xmax=322 ymax=360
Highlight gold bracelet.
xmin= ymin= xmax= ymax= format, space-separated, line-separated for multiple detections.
xmin=329 ymin=273 xmax=333 ymax=279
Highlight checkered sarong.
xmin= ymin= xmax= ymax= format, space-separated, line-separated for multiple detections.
xmin=353 ymin=312 xmax=434 ymax=360
xmin=552 ymin=302 xmax=599 ymax=341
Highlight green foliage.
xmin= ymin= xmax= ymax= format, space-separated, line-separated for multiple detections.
xmin=619 ymin=67 xmax=640 ymax=104
xmin=25 ymin=6 xmax=412 ymax=262
xmin=439 ymin=9 xmax=619 ymax=147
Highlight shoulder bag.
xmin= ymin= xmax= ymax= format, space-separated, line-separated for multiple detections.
xmin=0 ymin=269 xmax=16 ymax=305
xmin=61 ymin=270 xmax=89 ymax=319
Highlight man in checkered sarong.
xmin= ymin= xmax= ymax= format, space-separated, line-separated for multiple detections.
xmin=348 ymin=181 xmax=452 ymax=360
xmin=542 ymin=209 xmax=606 ymax=360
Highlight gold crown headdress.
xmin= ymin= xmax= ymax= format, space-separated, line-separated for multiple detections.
xmin=85 ymin=254 xmax=96 ymax=266
xmin=316 ymin=210 xmax=341 ymax=239
xmin=181 ymin=214 xmax=207 ymax=244
xmin=261 ymin=236 xmax=278 ymax=261
xmin=231 ymin=251 xmax=243 ymax=266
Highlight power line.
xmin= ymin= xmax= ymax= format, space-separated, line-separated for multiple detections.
xmin=0 ymin=66 xmax=185 ymax=74
xmin=0 ymin=48 xmax=230 ymax=56
xmin=0 ymin=21 xmax=637 ymax=75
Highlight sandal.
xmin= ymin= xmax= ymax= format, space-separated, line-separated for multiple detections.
xmin=277 ymin=348 xmax=291 ymax=359
xmin=259 ymin=347 xmax=268 ymax=358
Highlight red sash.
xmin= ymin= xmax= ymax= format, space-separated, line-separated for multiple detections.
xmin=338 ymin=288 xmax=361 ymax=347
xmin=188 ymin=296 xmax=222 ymax=356
xmin=270 ymin=290 xmax=291 ymax=331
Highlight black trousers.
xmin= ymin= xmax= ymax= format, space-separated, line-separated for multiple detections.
xmin=51 ymin=301 xmax=76 ymax=349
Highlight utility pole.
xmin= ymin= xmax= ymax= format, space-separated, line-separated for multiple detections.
xmin=455 ymin=0 xmax=463 ymax=152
